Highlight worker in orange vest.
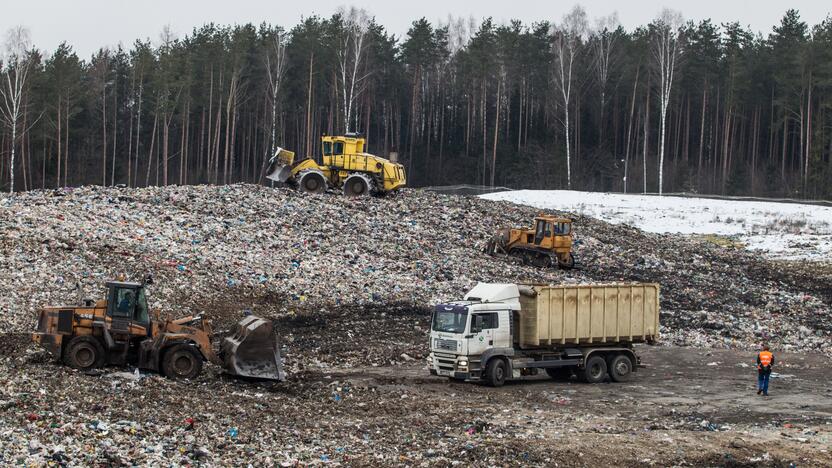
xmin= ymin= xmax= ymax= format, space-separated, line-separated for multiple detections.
xmin=756 ymin=345 xmax=775 ymax=396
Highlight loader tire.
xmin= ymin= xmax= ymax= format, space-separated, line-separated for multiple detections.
xmin=343 ymin=173 xmax=373 ymax=197
xmin=64 ymin=336 xmax=105 ymax=370
xmin=298 ymin=171 xmax=326 ymax=194
xmin=162 ymin=344 xmax=203 ymax=380
xmin=486 ymin=358 xmax=507 ymax=387
xmin=608 ymin=354 xmax=633 ymax=382
xmin=580 ymin=355 xmax=608 ymax=384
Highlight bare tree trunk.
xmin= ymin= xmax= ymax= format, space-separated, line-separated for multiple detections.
xmin=643 ymin=76 xmax=650 ymax=194
xmin=56 ymin=99 xmax=61 ymax=188
xmin=624 ymin=66 xmax=640 ymax=193
xmin=101 ymin=81 xmax=107 ymax=186
xmin=490 ymin=78 xmax=502 ymax=187
xmin=110 ymin=74 xmax=118 ymax=186
xmin=145 ymin=113 xmax=158 ymax=186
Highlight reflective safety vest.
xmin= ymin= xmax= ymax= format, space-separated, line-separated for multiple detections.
xmin=758 ymin=351 xmax=773 ymax=367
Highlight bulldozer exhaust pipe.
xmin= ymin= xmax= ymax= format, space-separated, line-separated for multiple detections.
xmin=222 ymin=315 xmax=285 ymax=381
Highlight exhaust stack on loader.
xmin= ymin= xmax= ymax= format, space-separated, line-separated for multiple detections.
xmin=31 ymin=280 xmax=285 ymax=381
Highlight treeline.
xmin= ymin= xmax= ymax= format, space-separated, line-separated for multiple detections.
xmin=1 ymin=6 xmax=832 ymax=198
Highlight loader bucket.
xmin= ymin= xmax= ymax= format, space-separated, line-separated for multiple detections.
xmin=265 ymin=147 xmax=296 ymax=183
xmin=222 ymin=315 xmax=285 ymax=381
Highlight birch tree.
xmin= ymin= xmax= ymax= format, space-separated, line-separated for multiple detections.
xmin=591 ymin=13 xmax=620 ymax=140
xmin=0 ymin=26 xmax=32 ymax=193
xmin=335 ymin=7 xmax=371 ymax=133
xmin=651 ymin=9 xmax=683 ymax=195
xmin=265 ymin=28 xmax=288 ymax=156
xmin=551 ymin=5 xmax=587 ymax=189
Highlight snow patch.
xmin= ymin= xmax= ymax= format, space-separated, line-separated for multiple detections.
xmin=480 ymin=190 xmax=832 ymax=261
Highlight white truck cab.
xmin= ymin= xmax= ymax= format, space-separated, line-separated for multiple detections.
xmin=428 ymin=283 xmax=519 ymax=381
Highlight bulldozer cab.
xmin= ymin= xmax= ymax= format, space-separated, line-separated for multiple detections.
xmin=532 ymin=216 xmax=572 ymax=248
xmin=105 ymin=281 xmax=150 ymax=335
xmin=533 ymin=217 xmax=571 ymax=239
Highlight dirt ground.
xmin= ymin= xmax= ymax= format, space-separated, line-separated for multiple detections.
xmin=1 ymin=335 xmax=830 ymax=466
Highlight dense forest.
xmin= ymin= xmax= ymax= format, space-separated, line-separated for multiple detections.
xmin=1 ymin=6 xmax=832 ymax=198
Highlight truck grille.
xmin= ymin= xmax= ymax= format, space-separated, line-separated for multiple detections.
xmin=434 ymin=352 xmax=457 ymax=371
xmin=434 ymin=338 xmax=458 ymax=351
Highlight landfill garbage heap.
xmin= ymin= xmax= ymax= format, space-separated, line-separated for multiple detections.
xmin=0 ymin=184 xmax=829 ymax=356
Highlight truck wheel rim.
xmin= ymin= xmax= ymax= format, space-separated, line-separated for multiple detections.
xmin=616 ymin=360 xmax=630 ymax=376
xmin=591 ymin=363 xmax=603 ymax=379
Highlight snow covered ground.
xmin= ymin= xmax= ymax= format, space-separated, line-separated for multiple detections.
xmin=480 ymin=190 xmax=832 ymax=261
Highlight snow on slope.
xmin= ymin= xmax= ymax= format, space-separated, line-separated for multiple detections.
xmin=480 ymin=190 xmax=832 ymax=261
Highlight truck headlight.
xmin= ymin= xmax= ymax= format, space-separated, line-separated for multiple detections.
xmin=458 ymin=359 xmax=468 ymax=367
xmin=426 ymin=354 xmax=433 ymax=364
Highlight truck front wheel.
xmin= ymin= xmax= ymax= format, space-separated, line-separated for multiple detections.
xmin=608 ymin=354 xmax=633 ymax=382
xmin=581 ymin=355 xmax=607 ymax=384
xmin=486 ymin=358 xmax=507 ymax=387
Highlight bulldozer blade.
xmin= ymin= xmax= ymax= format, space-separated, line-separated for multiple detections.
xmin=222 ymin=315 xmax=285 ymax=381
xmin=265 ymin=147 xmax=295 ymax=183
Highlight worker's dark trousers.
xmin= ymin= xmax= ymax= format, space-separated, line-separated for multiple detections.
xmin=757 ymin=372 xmax=770 ymax=395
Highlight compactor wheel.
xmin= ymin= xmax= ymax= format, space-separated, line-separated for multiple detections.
xmin=297 ymin=170 xmax=327 ymax=194
xmin=343 ymin=173 xmax=375 ymax=197
xmin=162 ymin=344 xmax=203 ymax=380
xmin=64 ymin=336 xmax=106 ymax=370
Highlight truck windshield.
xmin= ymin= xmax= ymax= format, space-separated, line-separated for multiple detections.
xmin=432 ymin=305 xmax=468 ymax=333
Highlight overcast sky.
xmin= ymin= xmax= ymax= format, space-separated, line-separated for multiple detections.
xmin=2 ymin=0 xmax=830 ymax=58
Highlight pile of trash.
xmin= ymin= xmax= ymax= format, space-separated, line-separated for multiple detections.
xmin=0 ymin=184 xmax=829 ymax=356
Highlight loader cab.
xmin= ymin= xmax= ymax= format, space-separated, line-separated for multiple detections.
xmin=105 ymin=281 xmax=150 ymax=329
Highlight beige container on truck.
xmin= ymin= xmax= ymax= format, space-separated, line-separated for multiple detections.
xmin=517 ymin=283 xmax=660 ymax=348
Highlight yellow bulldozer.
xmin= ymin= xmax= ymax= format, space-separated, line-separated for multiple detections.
xmin=31 ymin=279 xmax=284 ymax=381
xmin=485 ymin=214 xmax=577 ymax=269
xmin=265 ymin=134 xmax=406 ymax=196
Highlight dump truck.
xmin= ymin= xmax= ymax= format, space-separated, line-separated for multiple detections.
xmin=265 ymin=134 xmax=407 ymax=196
xmin=485 ymin=214 xmax=576 ymax=268
xmin=32 ymin=279 xmax=284 ymax=381
xmin=427 ymin=282 xmax=659 ymax=386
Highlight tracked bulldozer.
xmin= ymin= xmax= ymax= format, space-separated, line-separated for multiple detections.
xmin=32 ymin=280 xmax=284 ymax=381
xmin=265 ymin=134 xmax=406 ymax=196
xmin=485 ymin=214 xmax=577 ymax=269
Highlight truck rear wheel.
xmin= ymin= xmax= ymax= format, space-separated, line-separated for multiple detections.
xmin=608 ymin=354 xmax=633 ymax=382
xmin=581 ymin=355 xmax=607 ymax=384
xmin=64 ymin=336 xmax=105 ymax=370
xmin=486 ymin=358 xmax=507 ymax=387
xmin=162 ymin=344 xmax=203 ymax=380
